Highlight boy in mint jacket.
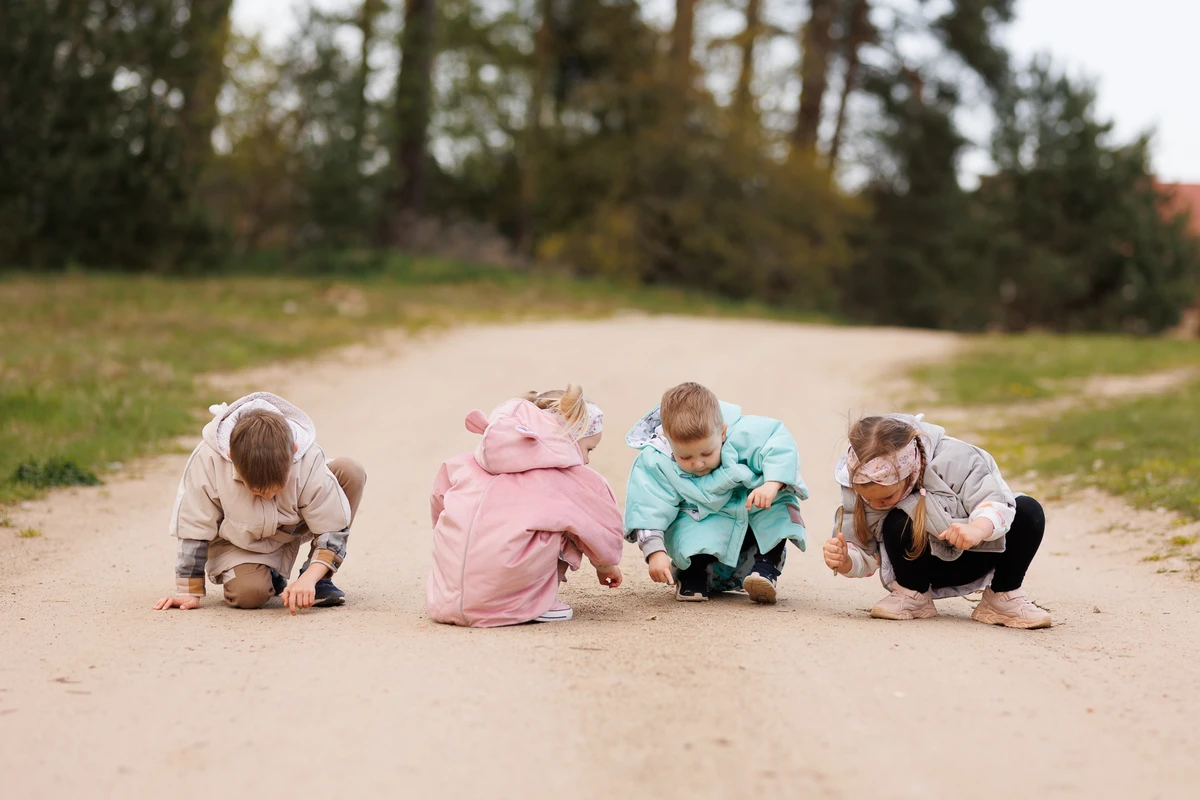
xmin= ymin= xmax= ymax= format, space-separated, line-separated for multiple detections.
xmin=625 ymin=382 xmax=808 ymax=603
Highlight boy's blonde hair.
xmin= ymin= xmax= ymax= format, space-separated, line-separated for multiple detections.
xmin=524 ymin=384 xmax=589 ymax=440
xmin=847 ymin=416 xmax=929 ymax=559
xmin=660 ymin=382 xmax=723 ymax=443
xmin=230 ymin=409 xmax=293 ymax=492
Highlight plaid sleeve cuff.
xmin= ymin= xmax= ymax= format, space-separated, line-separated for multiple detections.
xmin=176 ymin=576 xmax=206 ymax=597
xmin=312 ymin=548 xmax=342 ymax=573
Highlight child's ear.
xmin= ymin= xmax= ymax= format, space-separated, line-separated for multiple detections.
xmin=721 ymin=423 xmax=728 ymax=441
xmin=294 ymin=442 xmax=299 ymax=454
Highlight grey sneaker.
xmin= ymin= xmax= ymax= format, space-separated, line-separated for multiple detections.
xmin=972 ymin=587 xmax=1051 ymax=629
xmin=870 ymin=584 xmax=937 ymax=620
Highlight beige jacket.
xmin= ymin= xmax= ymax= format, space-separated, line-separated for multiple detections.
xmin=169 ymin=393 xmax=351 ymax=596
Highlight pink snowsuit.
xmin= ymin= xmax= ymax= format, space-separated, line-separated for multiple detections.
xmin=427 ymin=399 xmax=625 ymax=628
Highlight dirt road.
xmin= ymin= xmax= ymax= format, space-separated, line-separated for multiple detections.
xmin=2 ymin=317 xmax=1197 ymax=799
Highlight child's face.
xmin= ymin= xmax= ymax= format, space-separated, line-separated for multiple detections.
xmin=669 ymin=427 xmax=726 ymax=476
xmin=577 ymin=431 xmax=602 ymax=465
xmin=854 ymin=482 xmax=908 ymax=511
xmin=248 ymin=485 xmax=285 ymax=501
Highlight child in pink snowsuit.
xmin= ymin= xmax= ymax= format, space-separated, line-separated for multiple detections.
xmin=426 ymin=385 xmax=625 ymax=627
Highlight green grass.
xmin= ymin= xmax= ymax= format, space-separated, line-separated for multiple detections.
xmin=17 ymin=528 xmax=42 ymax=538
xmin=985 ymin=379 xmax=1200 ymax=519
xmin=1 ymin=256 xmax=823 ymax=503
xmin=915 ymin=330 xmax=1200 ymax=522
xmin=912 ymin=333 xmax=1200 ymax=406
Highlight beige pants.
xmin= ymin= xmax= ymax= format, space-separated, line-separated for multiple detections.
xmin=223 ymin=457 xmax=367 ymax=609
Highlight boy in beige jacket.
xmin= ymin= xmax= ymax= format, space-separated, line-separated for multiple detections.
xmin=153 ymin=392 xmax=366 ymax=613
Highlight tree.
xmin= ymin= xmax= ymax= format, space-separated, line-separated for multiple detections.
xmin=393 ymin=0 xmax=438 ymax=221
xmin=732 ymin=0 xmax=763 ymax=127
xmin=827 ymin=0 xmax=872 ymax=169
xmin=793 ymin=0 xmax=836 ymax=156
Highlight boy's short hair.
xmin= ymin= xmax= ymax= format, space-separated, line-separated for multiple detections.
xmin=229 ymin=410 xmax=293 ymax=491
xmin=660 ymin=382 xmax=723 ymax=443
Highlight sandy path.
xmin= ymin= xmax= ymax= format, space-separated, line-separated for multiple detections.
xmin=2 ymin=317 xmax=1197 ymax=799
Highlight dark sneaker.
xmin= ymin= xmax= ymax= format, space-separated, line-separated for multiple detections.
xmin=675 ymin=564 xmax=710 ymax=602
xmin=742 ymin=559 xmax=780 ymax=604
xmin=269 ymin=569 xmax=288 ymax=597
xmin=313 ymin=578 xmax=346 ymax=607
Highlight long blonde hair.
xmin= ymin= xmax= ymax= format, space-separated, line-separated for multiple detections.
xmin=848 ymin=416 xmax=929 ymax=560
xmin=523 ymin=384 xmax=589 ymax=440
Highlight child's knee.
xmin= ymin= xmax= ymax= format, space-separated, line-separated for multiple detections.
xmin=1015 ymin=495 xmax=1045 ymax=529
xmin=328 ymin=457 xmax=367 ymax=493
xmin=223 ymin=565 xmax=274 ymax=609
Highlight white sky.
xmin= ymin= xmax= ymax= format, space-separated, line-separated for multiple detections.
xmin=231 ymin=0 xmax=1200 ymax=183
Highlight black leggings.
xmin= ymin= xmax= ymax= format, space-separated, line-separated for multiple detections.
xmin=883 ymin=495 xmax=1045 ymax=593
xmin=680 ymin=531 xmax=786 ymax=580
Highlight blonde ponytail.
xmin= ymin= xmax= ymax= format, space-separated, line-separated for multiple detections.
xmin=906 ymin=439 xmax=929 ymax=559
xmin=523 ymin=383 xmax=589 ymax=440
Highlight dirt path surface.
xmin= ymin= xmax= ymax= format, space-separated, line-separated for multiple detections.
xmin=2 ymin=318 xmax=1198 ymax=799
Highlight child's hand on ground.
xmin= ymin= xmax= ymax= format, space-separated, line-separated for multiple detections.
xmin=823 ymin=532 xmax=851 ymax=575
xmin=153 ymin=595 xmax=200 ymax=610
xmin=647 ymin=551 xmax=674 ymax=585
xmin=281 ymin=574 xmax=318 ymax=615
xmin=939 ymin=520 xmax=990 ymax=550
xmin=596 ymin=564 xmax=623 ymax=588
xmin=746 ymin=480 xmax=784 ymax=510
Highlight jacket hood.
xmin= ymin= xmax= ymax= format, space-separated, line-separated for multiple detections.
xmin=467 ymin=399 xmax=584 ymax=475
xmin=834 ymin=413 xmax=945 ymax=487
xmin=202 ymin=392 xmax=317 ymax=463
xmin=626 ymin=401 xmax=742 ymax=457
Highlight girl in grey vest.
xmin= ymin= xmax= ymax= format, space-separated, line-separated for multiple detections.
xmin=822 ymin=414 xmax=1051 ymax=628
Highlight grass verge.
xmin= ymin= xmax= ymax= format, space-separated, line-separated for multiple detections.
xmin=911 ymin=333 xmax=1199 ymax=406
xmin=1 ymin=256 xmax=823 ymax=503
xmin=915 ymin=333 xmax=1200 ymax=574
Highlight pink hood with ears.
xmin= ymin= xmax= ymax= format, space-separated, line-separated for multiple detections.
xmin=467 ymin=399 xmax=584 ymax=475
xmin=426 ymin=400 xmax=625 ymax=629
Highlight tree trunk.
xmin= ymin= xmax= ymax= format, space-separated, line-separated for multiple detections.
xmin=827 ymin=0 xmax=871 ymax=169
xmin=669 ymin=0 xmax=697 ymax=112
xmin=793 ymin=0 xmax=836 ymax=155
xmin=732 ymin=0 xmax=762 ymax=125
xmin=351 ymin=0 xmax=385 ymax=160
xmin=178 ymin=0 xmax=234 ymax=176
xmin=518 ymin=0 xmax=554 ymax=258
xmin=394 ymin=0 xmax=437 ymax=216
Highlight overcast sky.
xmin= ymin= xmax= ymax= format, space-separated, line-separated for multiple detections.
xmin=231 ymin=0 xmax=1200 ymax=183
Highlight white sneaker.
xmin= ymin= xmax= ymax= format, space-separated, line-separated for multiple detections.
xmin=534 ymin=601 xmax=574 ymax=622
xmin=973 ymin=587 xmax=1051 ymax=629
xmin=869 ymin=584 xmax=937 ymax=620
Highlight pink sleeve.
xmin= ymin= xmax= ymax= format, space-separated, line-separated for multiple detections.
xmin=430 ymin=462 xmax=451 ymax=527
xmin=539 ymin=469 xmax=625 ymax=567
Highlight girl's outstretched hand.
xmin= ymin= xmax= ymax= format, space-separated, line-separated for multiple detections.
xmin=823 ymin=533 xmax=851 ymax=575
xmin=596 ymin=564 xmax=623 ymax=588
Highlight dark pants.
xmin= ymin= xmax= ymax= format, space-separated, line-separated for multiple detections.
xmin=882 ymin=495 xmax=1045 ymax=594
xmin=680 ymin=530 xmax=786 ymax=582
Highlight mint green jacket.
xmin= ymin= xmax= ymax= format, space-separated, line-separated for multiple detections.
xmin=624 ymin=402 xmax=809 ymax=570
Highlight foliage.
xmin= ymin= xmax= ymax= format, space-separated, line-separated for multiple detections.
xmin=11 ymin=458 xmax=101 ymax=490
xmin=3 ymin=1 xmax=1198 ymax=333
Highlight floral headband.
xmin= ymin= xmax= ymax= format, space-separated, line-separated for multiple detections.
xmin=846 ymin=438 xmax=920 ymax=486
xmin=582 ymin=403 xmax=604 ymax=438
